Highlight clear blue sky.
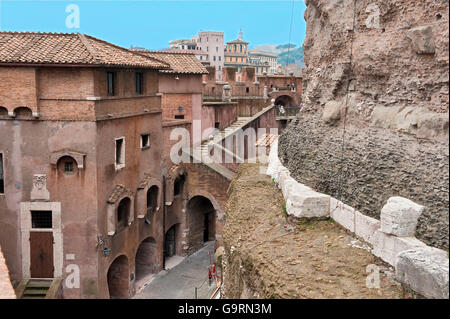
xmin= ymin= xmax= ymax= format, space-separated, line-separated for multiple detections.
xmin=0 ymin=0 xmax=306 ymax=50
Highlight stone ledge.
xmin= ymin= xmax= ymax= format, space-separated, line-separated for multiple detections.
xmin=268 ymin=139 xmax=330 ymax=218
xmin=372 ymin=231 xmax=427 ymax=266
xmin=267 ymin=139 xmax=449 ymax=298
xmin=396 ymin=248 xmax=449 ymax=299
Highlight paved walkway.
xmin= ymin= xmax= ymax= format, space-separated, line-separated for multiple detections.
xmin=134 ymin=242 xmax=218 ymax=299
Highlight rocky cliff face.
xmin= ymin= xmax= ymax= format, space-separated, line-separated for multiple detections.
xmin=279 ymin=0 xmax=449 ymax=249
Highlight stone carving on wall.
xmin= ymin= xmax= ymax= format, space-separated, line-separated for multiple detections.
xmin=222 ymin=85 xmax=232 ymax=102
xmin=31 ymin=174 xmax=50 ymax=201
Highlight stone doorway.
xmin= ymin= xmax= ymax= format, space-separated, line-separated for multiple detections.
xmin=187 ymin=196 xmax=216 ymax=252
xmin=107 ymin=255 xmax=130 ymax=299
xmin=275 ymin=95 xmax=296 ymax=107
xmin=165 ymin=225 xmax=177 ymax=258
xmin=135 ymin=237 xmax=157 ymax=281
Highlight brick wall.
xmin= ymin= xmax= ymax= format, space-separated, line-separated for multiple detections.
xmin=184 ymin=163 xmax=230 ymax=247
xmin=162 ymin=93 xmax=195 ymax=120
xmin=0 ymin=67 xmax=38 ymax=114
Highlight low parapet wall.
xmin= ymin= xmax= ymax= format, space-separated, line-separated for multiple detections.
xmin=0 ymin=246 xmax=15 ymax=299
xmin=266 ymin=140 xmax=449 ymax=299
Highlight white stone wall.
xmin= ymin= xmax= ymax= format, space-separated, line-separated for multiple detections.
xmin=266 ymin=139 xmax=449 ymax=299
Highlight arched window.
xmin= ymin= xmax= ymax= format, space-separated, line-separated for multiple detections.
xmin=174 ymin=175 xmax=185 ymax=197
xmin=57 ymin=156 xmax=78 ymax=175
xmin=0 ymin=107 xmax=8 ymax=118
xmin=14 ymin=107 xmax=33 ymax=119
xmin=146 ymin=186 xmax=158 ymax=216
xmin=117 ymin=198 xmax=131 ymax=231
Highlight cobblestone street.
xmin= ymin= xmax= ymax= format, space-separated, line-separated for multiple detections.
xmin=134 ymin=242 xmax=218 ymax=299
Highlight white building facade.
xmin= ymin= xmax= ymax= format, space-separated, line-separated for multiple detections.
xmin=193 ymin=31 xmax=225 ymax=80
xmin=249 ymin=50 xmax=279 ymax=75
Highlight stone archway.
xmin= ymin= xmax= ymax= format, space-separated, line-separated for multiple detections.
xmin=13 ymin=106 xmax=33 ymax=119
xmin=0 ymin=106 xmax=8 ymax=118
xmin=135 ymin=237 xmax=157 ymax=281
xmin=164 ymin=224 xmax=180 ymax=258
xmin=117 ymin=197 xmax=131 ymax=232
xmin=107 ymin=255 xmax=130 ymax=299
xmin=274 ymin=95 xmax=296 ymax=107
xmin=187 ymin=196 xmax=216 ymax=253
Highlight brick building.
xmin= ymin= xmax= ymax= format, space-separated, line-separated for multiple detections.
xmin=137 ymin=50 xmax=207 ymax=122
xmin=0 ymin=31 xmax=235 ymax=299
xmin=0 ymin=31 xmax=172 ymax=298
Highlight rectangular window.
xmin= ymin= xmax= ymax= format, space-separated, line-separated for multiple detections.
xmin=64 ymin=161 xmax=74 ymax=173
xmin=141 ymin=133 xmax=150 ymax=149
xmin=107 ymin=72 xmax=115 ymax=96
xmin=213 ymin=56 xmax=216 ymax=61
xmin=216 ymin=47 xmax=218 ymax=52
xmin=0 ymin=153 xmax=4 ymax=194
xmin=31 ymin=211 xmax=52 ymax=229
xmin=219 ymin=56 xmax=222 ymax=61
xmin=115 ymin=137 xmax=125 ymax=169
xmin=175 ymin=115 xmax=185 ymax=120
xmin=136 ymin=72 xmax=144 ymax=95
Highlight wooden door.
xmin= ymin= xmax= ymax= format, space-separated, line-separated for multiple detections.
xmin=30 ymin=232 xmax=54 ymax=278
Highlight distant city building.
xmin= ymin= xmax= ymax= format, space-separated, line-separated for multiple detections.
xmin=248 ymin=49 xmax=278 ymax=75
xmin=169 ymin=38 xmax=197 ymax=50
xmin=276 ymin=63 xmax=303 ymax=77
xmin=224 ymin=31 xmax=251 ymax=81
xmin=170 ymin=32 xmax=224 ymax=80
xmin=193 ymin=31 xmax=225 ymax=81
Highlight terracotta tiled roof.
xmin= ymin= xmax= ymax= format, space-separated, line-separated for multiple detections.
xmin=0 ymin=32 xmax=170 ymax=69
xmin=137 ymin=50 xmax=208 ymax=74
xmin=160 ymin=48 xmax=209 ymax=56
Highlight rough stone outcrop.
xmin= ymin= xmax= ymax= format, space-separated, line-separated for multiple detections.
xmin=279 ymin=0 xmax=449 ymax=249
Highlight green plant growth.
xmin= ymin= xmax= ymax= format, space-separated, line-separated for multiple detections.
xmin=282 ymin=202 xmax=288 ymax=217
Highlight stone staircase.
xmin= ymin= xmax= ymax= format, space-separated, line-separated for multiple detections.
xmin=15 ymin=278 xmax=63 ymax=299
xmin=187 ymin=104 xmax=275 ymax=181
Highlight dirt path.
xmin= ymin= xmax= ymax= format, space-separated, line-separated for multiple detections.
xmin=222 ymin=163 xmax=405 ymax=299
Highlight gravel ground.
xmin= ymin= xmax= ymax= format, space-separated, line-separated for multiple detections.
xmin=222 ymin=163 xmax=407 ymax=299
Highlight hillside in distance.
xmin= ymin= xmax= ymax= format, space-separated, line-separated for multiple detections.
xmin=252 ymin=43 xmax=304 ymax=67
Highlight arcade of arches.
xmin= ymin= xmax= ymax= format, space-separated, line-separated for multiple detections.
xmin=106 ymin=191 xmax=219 ymax=299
